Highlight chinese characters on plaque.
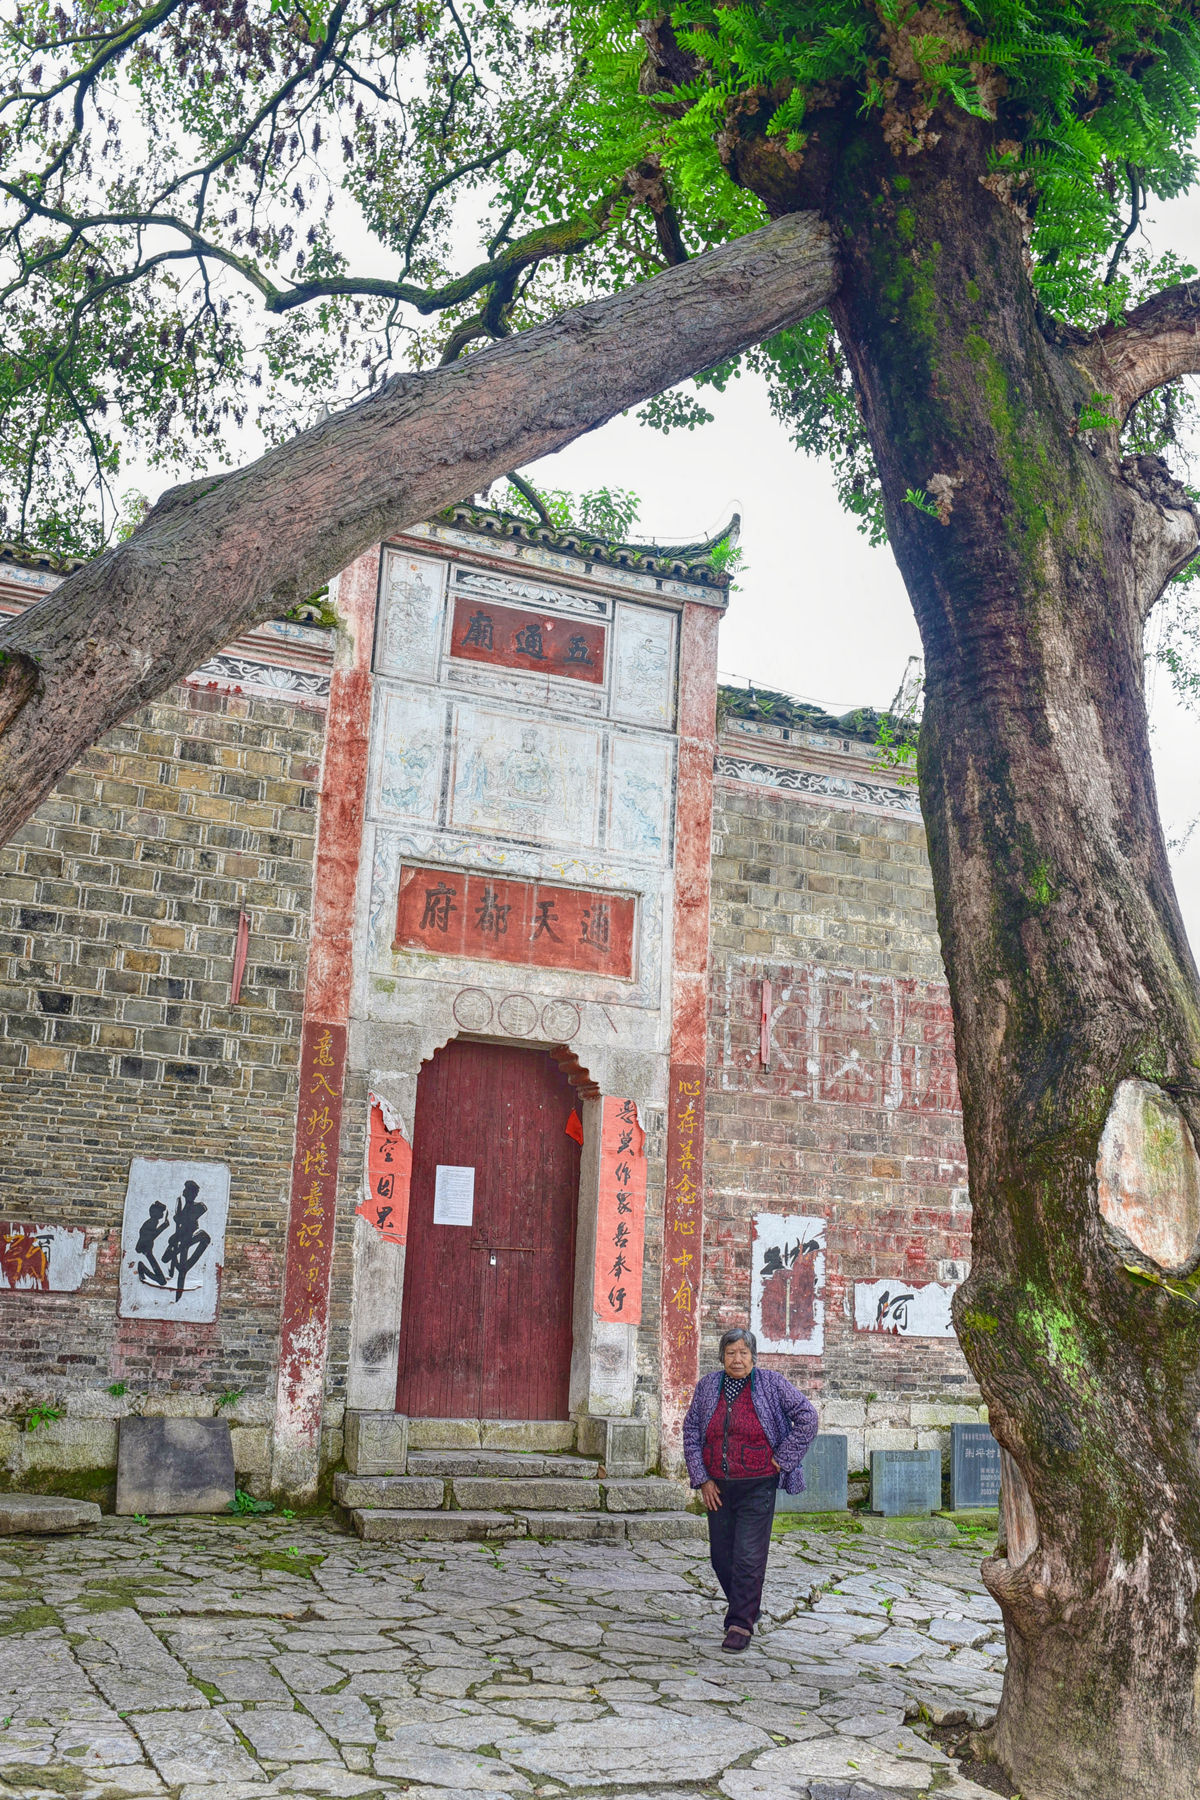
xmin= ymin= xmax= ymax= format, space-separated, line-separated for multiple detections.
xmin=750 ymin=1212 xmax=826 ymax=1355
xmin=280 ymin=1022 xmax=347 ymax=1342
xmin=853 ymin=1277 xmax=958 ymax=1337
xmin=394 ymin=863 xmax=636 ymax=979
xmin=118 ymin=1158 xmax=230 ymax=1322
xmin=355 ymin=1092 xmax=412 ymax=1246
xmin=662 ymin=1067 xmax=705 ymax=1384
xmin=593 ymin=1098 xmax=647 ymax=1323
xmin=449 ymin=595 xmax=605 ymax=685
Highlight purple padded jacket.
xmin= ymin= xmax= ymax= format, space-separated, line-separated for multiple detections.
xmin=682 ymin=1367 xmax=819 ymax=1495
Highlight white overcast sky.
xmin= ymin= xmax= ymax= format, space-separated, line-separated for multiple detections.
xmin=516 ymin=190 xmax=1200 ymax=960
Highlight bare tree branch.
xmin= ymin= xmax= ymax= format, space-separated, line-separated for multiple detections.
xmin=0 ymin=210 xmax=838 ymax=845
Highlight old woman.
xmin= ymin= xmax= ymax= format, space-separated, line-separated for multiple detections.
xmin=682 ymin=1326 xmax=818 ymax=1652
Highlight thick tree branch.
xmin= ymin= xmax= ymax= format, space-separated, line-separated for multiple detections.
xmin=1084 ymin=279 xmax=1200 ymax=421
xmin=0 ymin=210 xmax=837 ymax=846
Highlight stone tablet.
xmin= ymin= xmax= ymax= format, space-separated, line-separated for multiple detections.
xmin=950 ymin=1422 xmax=1001 ymax=1509
xmin=116 ymin=1416 xmax=236 ymax=1515
xmin=869 ymin=1448 xmax=941 ymax=1516
xmin=774 ymin=1433 xmax=849 ymax=1513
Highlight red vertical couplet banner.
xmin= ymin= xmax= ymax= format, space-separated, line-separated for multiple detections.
xmin=356 ymin=1093 xmax=412 ymax=1246
xmin=593 ymin=1098 xmax=647 ymax=1323
xmin=662 ymin=1064 xmax=706 ymax=1396
xmin=279 ymin=1020 xmax=348 ymax=1408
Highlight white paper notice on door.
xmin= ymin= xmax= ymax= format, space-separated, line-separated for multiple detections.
xmin=433 ymin=1165 xmax=475 ymax=1226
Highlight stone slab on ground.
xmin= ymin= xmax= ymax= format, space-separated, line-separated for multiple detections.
xmin=352 ymin=1508 xmax=523 ymax=1541
xmin=333 ymin=1474 xmax=445 ymax=1510
xmin=0 ymin=1493 xmax=101 ymax=1533
xmin=623 ymin=1511 xmax=708 ymax=1541
xmin=601 ymin=1478 xmax=687 ymax=1513
xmin=116 ymin=1417 xmax=235 ymax=1516
xmin=451 ymin=1476 xmax=600 ymax=1512
xmin=128 ymin=1712 xmax=264 ymax=1786
xmin=513 ymin=1511 xmax=627 ymax=1542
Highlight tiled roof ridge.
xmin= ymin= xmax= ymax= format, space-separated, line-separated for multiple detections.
xmin=435 ymin=501 xmax=737 ymax=587
xmin=0 ymin=540 xmax=90 ymax=575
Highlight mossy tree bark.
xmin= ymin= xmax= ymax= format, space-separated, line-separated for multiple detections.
xmin=822 ymin=109 xmax=1200 ymax=1795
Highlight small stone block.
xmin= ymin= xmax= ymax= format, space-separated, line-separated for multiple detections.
xmin=623 ymin=1511 xmax=708 ymax=1541
xmin=0 ymin=1492 xmax=101 ymax=1534
xmin=405 ymin=1418 xmax=482 ymax=1450
xmin=480 ymin=1419 xmax=576 ymax=1452
xmin=352 ymin=1508 xmax=522 ymax=1542
xmin=577 ymin=1414 xmax=652 ymax=1476
xmin=775 ymin=1434 xmax=849 ymax=1514
xmin=600 ymin=1478 xmax=687 ymax=1513
xmin=513 ymin=1510 xmax=627 ymax=1541
xmin=343 ymin=1411 xmax=409 ymax=1477
xmin=116 ymin=1416 xmax=235 ymax=1515
xmin=539 ymin=1455 xmax=601 ymax=1479
xmin=869 ymin=1447 xmax=941 ymax=1517
xmin=451 ymin=1476 xmax=600 ymax=1511
xmin=949 ymin=1422 xmax=1002 ymax=1510
xmin=333 ymin=1474 xmax=444 ymax=1510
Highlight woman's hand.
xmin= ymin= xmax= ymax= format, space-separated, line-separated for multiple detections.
xmin=700 ymin=1479 xmax=722 ymax=1512
xmin=771 ymin=1457 xmax=780 ymax=1472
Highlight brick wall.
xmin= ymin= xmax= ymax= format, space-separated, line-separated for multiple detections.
xmin=704 ymin=720 xmax=983 ymax=1467
xmin=0 ymin=679 xmax=326 ymax=1478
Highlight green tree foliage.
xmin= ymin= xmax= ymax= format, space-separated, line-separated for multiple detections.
xmin=3 ymin=0 xmax=1200 ymax=577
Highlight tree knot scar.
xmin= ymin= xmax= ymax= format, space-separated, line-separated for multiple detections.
xmin=926 ymin=473 xmax=963 ymax=524
xmin=1097 ymin=1078 xmax=1200 ymax=1274
xmin=0 ymin=650 xmax=42 ymax=740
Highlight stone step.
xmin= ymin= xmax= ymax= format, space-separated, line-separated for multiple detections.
xmin=0 ymin=1493 xmax=101 ymax=1534
xmin=334 ymin=1474 xmax=443 ymax=1510
xmin=352 ymin=1506 xmax=705 ymax=1544
xmin=600 ymin=1477 xmax=686 ymax=1513
xmin=451 ymin=1476 xmax=601 ymax=1512
xmin=406 ymin=1418 xmax=577 ymax=1453
xmin=407 ymin=1449 xmax=598 ymax=1480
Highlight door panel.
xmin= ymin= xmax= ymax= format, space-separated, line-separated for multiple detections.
xmin=395 ymin=1039 xmax=579 ymax=1419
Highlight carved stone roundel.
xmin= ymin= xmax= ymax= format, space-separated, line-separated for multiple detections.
xmin=541 ymin=1000 xmax=581 ymax=1041
xmin=453 ymin=987 xmax=493 ymax=1032
xmin=497 ymin=994 xmax=539 ymax=1037
xmin=1096 ymin=1077 xmax=1200 ymax=1273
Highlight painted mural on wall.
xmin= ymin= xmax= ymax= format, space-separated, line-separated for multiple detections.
xmin=0 ymin=1223 xmax=96 ymax=1292
xmin=449 ymin=594 xmax=606 ymax=685
xmin=612 ymin=603 xmax=676 ymax=728
xmin=118 ymin=1159 xmax=231 ymax=1322
xmin=375 ymin=687 xmax=445 ymax=823
xmin=394 ymin=863 xmax=636 ymax=979
xmin=608 ymin=734 xmax=672 ymax=859
xmin=853 ymin=1278 xmax=958 ymax=1337
xmin=449 ymin=709 xmax=601 ymax=847
xmin=377 ymin=551 xmax=446 ymax=680
xmin=750 ymin=1213 xmax=826 ymax=1354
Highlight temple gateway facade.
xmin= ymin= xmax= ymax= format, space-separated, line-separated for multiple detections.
xmin=0 ymin=510 xmax=982 ymax=1505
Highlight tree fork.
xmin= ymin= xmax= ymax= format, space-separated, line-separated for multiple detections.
xmin=827 ymin=108 xmax=1200 ymax=1796
xmin=0 ymin=210 xmax=837 ymax=846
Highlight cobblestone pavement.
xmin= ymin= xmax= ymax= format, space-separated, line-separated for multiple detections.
xmin=0 ymin=1514 xmax=1008 ymax=1800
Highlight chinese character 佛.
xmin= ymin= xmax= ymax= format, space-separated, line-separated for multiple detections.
xmin=462 ymin=610 xmax=494 ymax=650
xmin=474 ymin=885 xmax=512 ymax=939
xmin=579 ymin=899 xmax=611 ymax=951
xmin=135 ymin=1180 xmax=211 ymax=1302
xmin=420 ymin=881 xmax=457 ymax=932
xmin=514 ymin=621 xmax=547 ymax=659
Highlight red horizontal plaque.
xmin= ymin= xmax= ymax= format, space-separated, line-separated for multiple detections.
xmin=449 ymin=595 xmax=605 ymax=684
xmin=394 ymin=864 xmax=635 ymax=978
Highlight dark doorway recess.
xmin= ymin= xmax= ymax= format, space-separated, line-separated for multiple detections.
xmin=395 ymin=1038 xmax=580 ymax=1420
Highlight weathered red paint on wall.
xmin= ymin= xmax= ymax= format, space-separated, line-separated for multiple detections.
xmin=661 ymin=601 xmax=721 ymax=1460
xmin=278 ymin=1019 xmax=348 ymax=1428
xmin=449 ymin=595 xmax=606 ymax=684
xmin=273 ymin=546 xmax=378 ymax=1485
xmin=394 ymin=863 xmax=636 ymax=978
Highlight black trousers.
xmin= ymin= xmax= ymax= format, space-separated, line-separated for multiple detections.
xmin=706 ymin=1475 xmax=777 ymax=1634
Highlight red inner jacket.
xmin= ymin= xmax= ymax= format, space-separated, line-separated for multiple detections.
xmin=702 ymin=1382 xmax=776 ymax=1481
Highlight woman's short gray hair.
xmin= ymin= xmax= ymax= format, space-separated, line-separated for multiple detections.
xmin=718 ymin=1327 xmax=757 ymax=1361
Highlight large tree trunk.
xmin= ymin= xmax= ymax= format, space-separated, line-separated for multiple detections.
xmin=0 ymin=210 xmax=835 ymax=845
xmin=830 ymin=110 xmax=1200 ymax=1794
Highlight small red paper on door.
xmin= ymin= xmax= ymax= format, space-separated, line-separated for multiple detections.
xmin=593 ymin=1097 xmax=647 ymax=1324
xmin=357 ymin=1092 xmax=412 ymax=1246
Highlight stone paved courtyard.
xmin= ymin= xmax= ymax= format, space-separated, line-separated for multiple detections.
xmin=0 ymin=1514 xmax=1009 ymax=1800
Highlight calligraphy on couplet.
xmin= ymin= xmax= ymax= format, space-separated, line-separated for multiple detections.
xmin=449 ymin=595 xmax=606 ymax=685
xmin=662 ymin=1065 xmax=706 ymax=1392
xmin=394 ymin=864 xmax=635 ymax=979
xmin=593 ymin=1098 xmax=647 ymax=1324
xmin=280 ymin=1021 xmax=348 ymax=1349
xmin=356 ymin=1093 xmax=411 ymax=1246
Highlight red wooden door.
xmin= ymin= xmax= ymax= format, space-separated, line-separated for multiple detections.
xmin=395 ymin=1039 xmax=580 ymax=1419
